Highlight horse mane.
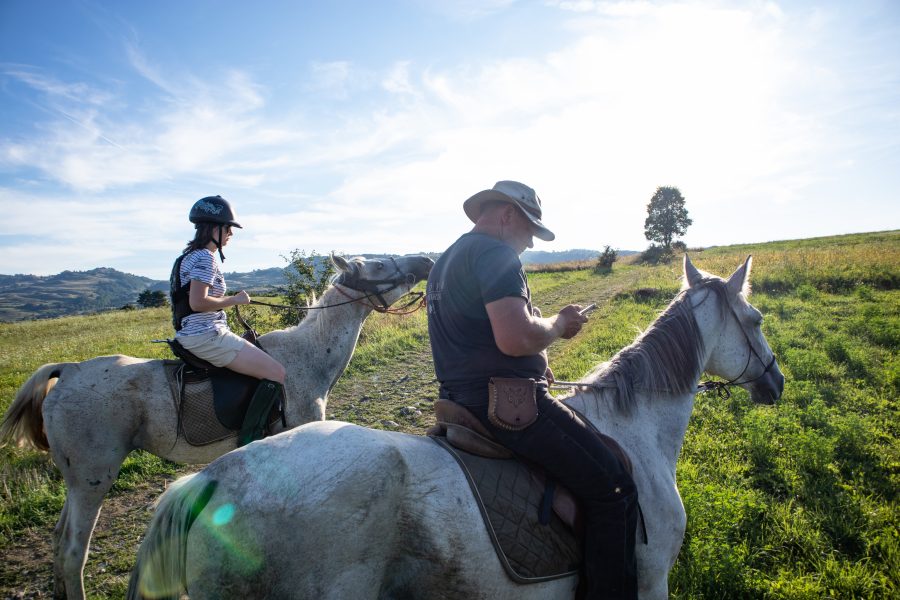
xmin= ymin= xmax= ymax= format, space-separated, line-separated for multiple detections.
xmin=583 ymin=277 xmax=728 ymax=414
xmin=281 ymin=258 xmax=366 ymax=337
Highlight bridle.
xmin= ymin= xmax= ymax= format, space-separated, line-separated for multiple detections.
xmin=331 ymin=257 xmax=424 ymax=313
xmin=696 ymin=290 xmax=778 ymax=398
xmin=249 ymin=257 xmax=425 ymax=315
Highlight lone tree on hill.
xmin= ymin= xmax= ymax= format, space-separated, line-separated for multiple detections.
xmin=644 ymin=186 xmax=692 ymax=249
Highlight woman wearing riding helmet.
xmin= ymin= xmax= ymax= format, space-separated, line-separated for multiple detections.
xmin=170 ymin=195 xmax=286 ymax=445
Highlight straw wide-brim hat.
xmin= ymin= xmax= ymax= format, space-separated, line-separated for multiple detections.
xmin=463 ymin=180 xmax=555 ymax=241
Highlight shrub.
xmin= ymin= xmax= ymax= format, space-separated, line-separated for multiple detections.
xmin=277 ymin=250 xmax=335 ymax=327
xmin=136 ymin=289 xmax=167 ymax=308
xmin=640 ymin=244 xmax=675 ymax=264
xmin=594 ymin=245 xmax=618 ymax=273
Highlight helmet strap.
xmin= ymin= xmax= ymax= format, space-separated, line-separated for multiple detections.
xmin=214 ymin=225 xmax=226 ymax=261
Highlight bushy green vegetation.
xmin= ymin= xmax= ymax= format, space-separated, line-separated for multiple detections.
xmin=0 ymin=230 xmax=897 ymax=598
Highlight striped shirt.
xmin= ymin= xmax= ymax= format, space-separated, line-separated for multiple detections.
xmin=175 ymin=249 xmax=229 ymax=337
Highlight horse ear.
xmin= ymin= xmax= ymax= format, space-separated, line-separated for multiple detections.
xmin=331 ymin=254 xmax=350 ymax=272
xmin=726 ymin=255 xmax=753 ymax=297
xmin=683 ymin=254 xmax=704 ymax=288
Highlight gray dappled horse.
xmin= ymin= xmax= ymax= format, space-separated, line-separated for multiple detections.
xmin=128 ymin=256 xmax=784 ymax=599
xmin=0 ymin=254 xmax=433 ymax=600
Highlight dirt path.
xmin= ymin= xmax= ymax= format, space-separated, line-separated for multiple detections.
xmin=0 ymin=267 xmax=643 ymax=598
xmin=1 ymin=470 xmax=189 ymax=598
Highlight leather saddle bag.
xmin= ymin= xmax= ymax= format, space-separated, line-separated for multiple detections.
xmin=488 ymin=377 xmax=538 ymax=430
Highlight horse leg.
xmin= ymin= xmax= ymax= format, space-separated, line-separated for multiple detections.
xmin=52 ymin=475 xmax=118 ymax=600
xmin=49 ymin=442 xmax=128 ymax=600
xmin=51 ymin=498 xmax=69 ymax=598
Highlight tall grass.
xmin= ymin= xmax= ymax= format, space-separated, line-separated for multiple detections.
xmin=696 ymin=230 xmax=900 ymax=293
xmin=526 ymin=232 xmax=899 ymax=597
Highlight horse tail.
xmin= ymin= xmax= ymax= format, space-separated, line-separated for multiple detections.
xmin=127 ymin=473 xmax=218 ymax=600
xmin=0 ymin=362 xmax=74 ymax=451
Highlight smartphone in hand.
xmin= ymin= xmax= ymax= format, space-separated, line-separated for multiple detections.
xmin=578 ymin=303 xmax=597 ymax=316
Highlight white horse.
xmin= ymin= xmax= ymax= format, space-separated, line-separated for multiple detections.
xmin=0 ymin=254 xmax=433 ymax=600
xmin=128 ymin=256 xmax=784 ymax=600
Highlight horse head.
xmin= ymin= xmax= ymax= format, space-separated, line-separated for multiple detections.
xmin=685 ymin=254 xmax=784 ymax=404
xmin=331 ymin=254 xmax=434 ymax=310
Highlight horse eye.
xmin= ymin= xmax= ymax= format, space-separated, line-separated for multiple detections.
xmin=377 ymin=263 xmax=385 ymax=270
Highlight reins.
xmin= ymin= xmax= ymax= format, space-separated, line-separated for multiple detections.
xmin=248 ymin=291 xmax=423 ymax=314
xmin=246 ymin=257 xmax=426 ymax=316
xmin=332 ymin=287 xmax=426 ymax=314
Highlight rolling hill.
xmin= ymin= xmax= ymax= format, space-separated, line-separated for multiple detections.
xmin=0 ymin=249 xmax=625 ymax=321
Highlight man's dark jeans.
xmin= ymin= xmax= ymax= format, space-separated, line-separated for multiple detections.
xmin=442 ymin=384 xmax=639 ymax=600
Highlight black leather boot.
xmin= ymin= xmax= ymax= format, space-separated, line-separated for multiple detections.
xmin=238 ymin=379 xmax=284 ymax=446
xmin=582 ymin=490 xmax=639 ymax=599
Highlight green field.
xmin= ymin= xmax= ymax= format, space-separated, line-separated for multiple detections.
xmin=1 ymin=230 xmax=898 ymax=598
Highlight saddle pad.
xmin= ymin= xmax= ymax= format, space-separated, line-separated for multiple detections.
xmin=431 ymin=436 xmax=581 ymax=584
xmin=165 ymin=362 xmax=235 ymax=445
xmin=163 ymin=362 xmax=280 ymax=446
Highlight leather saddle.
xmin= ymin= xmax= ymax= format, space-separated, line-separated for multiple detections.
xmin=163 ymin=335 xmax=284 ymax=443
xmin=427 ymin=398 xmax=634 ymax=532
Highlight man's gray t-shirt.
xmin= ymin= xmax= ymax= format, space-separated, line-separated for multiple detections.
xmin=427 ymin=232 xmax=548 ymax=389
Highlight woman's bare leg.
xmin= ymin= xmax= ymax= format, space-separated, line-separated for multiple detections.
xmin=226 ymin=341 xmax=286 ymax=383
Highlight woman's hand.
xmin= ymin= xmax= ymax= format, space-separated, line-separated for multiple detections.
xmin=189 ymin=283 xmax=250 ymax=312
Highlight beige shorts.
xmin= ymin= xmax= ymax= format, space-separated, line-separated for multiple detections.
xmin=176 ymin=329 xmax=248 ymax=367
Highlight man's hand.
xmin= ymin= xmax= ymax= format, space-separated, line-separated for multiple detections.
xmin=554 ymin=304 xmax=588 ymax=339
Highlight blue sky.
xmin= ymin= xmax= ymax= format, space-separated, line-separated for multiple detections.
xmin=1 ymin=0 xmax=898 ymax=279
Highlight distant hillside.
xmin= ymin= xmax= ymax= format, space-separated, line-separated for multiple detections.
xmin=0 ymin=268 xmax=160 ymax=322
xmin=221 ymin=267 xmax=288 ymax=292
xmin=0 ymin=249 xmax=620 ymax=321
xmin=521 ymin=248 xmax=636 ymax=264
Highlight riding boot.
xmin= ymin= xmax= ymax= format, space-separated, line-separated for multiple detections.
xmin=583 ymin=488 xmax=639 ymax=600
xmin=238 ymin=379 xmax=284 ymax=447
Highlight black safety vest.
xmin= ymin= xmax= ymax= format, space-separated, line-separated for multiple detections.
xmin=169 ymin=254 xmax=196 ymax=331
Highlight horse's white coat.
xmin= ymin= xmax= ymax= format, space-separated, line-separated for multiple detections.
xmin=129 ymin=256 xmax=785 ymax=600
xmin=1 ymin=255 xmax=433 ymax=600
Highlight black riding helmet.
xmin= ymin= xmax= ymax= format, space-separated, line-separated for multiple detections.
xmin=189 ymin=195 xmax=243 ymax=228
xmin=189 ymin=195 xmax=241 ymax=261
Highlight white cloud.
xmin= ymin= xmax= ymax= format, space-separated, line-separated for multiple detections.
xmin=308 ymin=60 xmax=355 ymax=99
xmin=2 ymin=67 xmax=116 ymax=106
xmin=1 ymin=47 xmax=308 ymax=193
xmin=297 ymin=1 xmax=821 ymax=252
xmin=382 ymin=61 xmax=420 ymax=98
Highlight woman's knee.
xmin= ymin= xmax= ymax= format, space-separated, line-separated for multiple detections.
xmin=257 ymin=352 xmax=286 ymax=383
xmin=269 ymin=359 xmax=286 ymax=384
xmin=229 ymin=345 xmax=286 ymax=383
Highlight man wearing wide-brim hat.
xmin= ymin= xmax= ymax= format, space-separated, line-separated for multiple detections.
xmin=426 ymin=180 xmax=639 ymax=599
